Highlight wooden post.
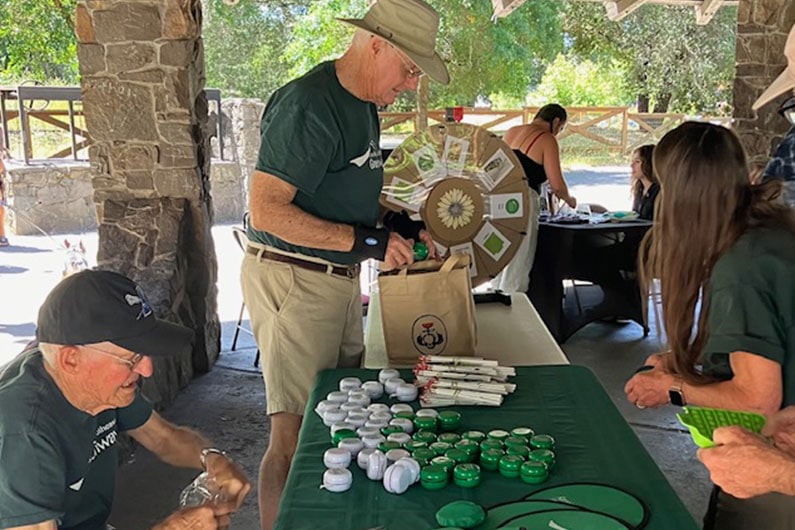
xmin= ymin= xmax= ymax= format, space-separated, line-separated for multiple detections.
xmin=417 ymin=76 xmax=429 ymax=132
xmin=621 ymin=107 xmax=629 ymax=154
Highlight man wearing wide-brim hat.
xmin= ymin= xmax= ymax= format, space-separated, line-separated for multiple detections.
xmin=240 ymin=0 xmax=449 ymax=528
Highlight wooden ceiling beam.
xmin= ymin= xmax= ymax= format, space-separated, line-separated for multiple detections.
xmin=603 ymin=0 xmax=652 ymax=21
xmin=695 ymin=0 xmax=723 ymax=24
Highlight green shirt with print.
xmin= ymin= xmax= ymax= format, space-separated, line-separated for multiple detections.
xmin=0 ymin=348 xmax=152 ymax=530
xmin=248 ymin=60 xmax=384 ymax=265
xmin=701 ymin=228 xmax=795 ymax=405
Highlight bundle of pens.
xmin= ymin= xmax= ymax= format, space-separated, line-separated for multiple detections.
xmin=413 ymin=355 xmax=516 ymax=407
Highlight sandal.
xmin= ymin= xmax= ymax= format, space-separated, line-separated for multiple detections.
xmin=0 ymin=236 xmax=9 ymax=247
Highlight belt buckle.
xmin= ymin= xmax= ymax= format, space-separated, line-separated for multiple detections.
xmin=346 ymin=264 xmax=360 ymax=279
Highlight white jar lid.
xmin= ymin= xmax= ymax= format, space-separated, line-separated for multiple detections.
xmin=385 ymin=448 xmax=410 ymax=464
xmin=389 ymin=418 xmax=414 ymax=435
xmin=346 ymin=413 xmax=368 ymax=428
xmin=314 ymin=400 xmax=338 ymax=417
xmin=393 ymin=383 xmax=418 ymax=402
xmin=361 ymin=381 xmax=384 ymax=399
xmin=387 ymin=432 xmax=412 ymax=446
xmin=338 ymin=437 xmax=364 ymax=456
xmin=326 ymin=391 xmax=349 ymax=403
xmin=347 ymin=395 xmax=371 ymax=409
xmin=367 ymin=403 xmax=390 ymax=415
xmin=323 ymin=409 xmax=348 ymax=427
xmin=323 ymin=468 xmax=352 ymax=492
xmin=356 ymin=426 xmax=380 ymax=438
xmin=395 ymin=457 xmax=421 ymax=484
xmin=378 ymin=369 xmax=400 ymax=384
xmin=383 ymin=463 xmax=412 ymax=494
xmin=414 ymin=408 xmax=438 ymax=418
xmin=364 ymin=419 xmax=389 ymax=430
xmin=390 ymin=403 xmax=414 ymax=415
xmin=362 ymin=434 xmax=386 ymax=449
xmin=340 ymin=402 xmax=365 ymax=413
xmin=384 ymin=378 xmax=406 ymax=395
xmin=323 ymin=448 xmax=352 ymax=469
xmin=370 ymin=411 xmax=392 ymax=423
xmin=339 ymin=377 xmax=362 ymax=392
xmin=366 ymin=450 xmax=387 ymax=481
xmin=357 ymin=447 xmax=376 ymax=470
xmin=330 ymin=421 xmax=355 ymax=436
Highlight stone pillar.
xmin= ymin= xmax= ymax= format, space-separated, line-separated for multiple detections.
xmin=76 ymin=0 xmax=220 ymax=405
xmin=219 ymin=98 xmax=264 ymax=205
xmin=733 ymin=0 xmax=795 ymax=167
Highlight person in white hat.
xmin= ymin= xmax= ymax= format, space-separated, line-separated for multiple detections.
xmin=239 ymin=1 xmax=449 ymax=528
xmin=753 ymin=23 xmax=795 ymax=206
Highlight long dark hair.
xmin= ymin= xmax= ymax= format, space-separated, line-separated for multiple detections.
xmin=638 ymin=122 xmax=795 ymax=384
xmin=632 ymin=144 xmax=657 ymax=208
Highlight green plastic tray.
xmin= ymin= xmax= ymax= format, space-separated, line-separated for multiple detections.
xmin=677 ymin=406 xmax=766 ymax=448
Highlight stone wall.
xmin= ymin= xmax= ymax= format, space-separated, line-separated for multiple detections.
xmin=733 ymin=0 xmax=795 ymax=167
xmin=76 ymin=0 xmax=219 ymax=405
xmin=215 ymin=98 xmax=264 ymax=205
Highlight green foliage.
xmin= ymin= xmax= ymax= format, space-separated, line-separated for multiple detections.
xmin=532 ymin=54 xmax=631 ymax=107
xmin=562 ymin=2 xmax=737 ymax=114
xmin=0 ymin=0 xmax=78 ymax=82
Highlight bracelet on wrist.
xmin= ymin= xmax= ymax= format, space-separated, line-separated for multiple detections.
xmin=200 ymin=447 xmax=227 ymax=471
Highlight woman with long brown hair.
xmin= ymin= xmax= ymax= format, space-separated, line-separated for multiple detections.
xmin=630 ymin=144 xmax=659 ymax=220
xmin=624 ymin=122 xmax=795 ymax=529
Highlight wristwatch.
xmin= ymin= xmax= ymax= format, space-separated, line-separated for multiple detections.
xmin=200 ymin=447 xmax=227 ymax=471
xmin=668 ymin=380 xmax=686 ymax=407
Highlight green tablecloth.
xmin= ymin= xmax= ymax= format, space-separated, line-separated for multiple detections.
xmin=275 ymin=365 xmax=699 ymax=530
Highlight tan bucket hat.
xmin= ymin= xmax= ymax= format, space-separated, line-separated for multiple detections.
xmin=339 ymin=0 xmax=450 ymax=85
xmin=753 ymin=24 xmax=795 ymax=110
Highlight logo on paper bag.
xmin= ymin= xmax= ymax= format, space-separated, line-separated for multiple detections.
xmin=412 ymin=315 xmax=446 ymax=355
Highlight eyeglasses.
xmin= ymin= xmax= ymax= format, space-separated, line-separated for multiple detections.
xmin=81 ymin=344 xmax=144 ymax=371
xmin=778 ymin=96 xmax=795 ymax=125
xmin=390 ymin=45 xmax=423 ymax=80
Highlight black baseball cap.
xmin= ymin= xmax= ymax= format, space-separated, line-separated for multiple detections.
xmin=36 ymin=270 xmax=194 ymax=357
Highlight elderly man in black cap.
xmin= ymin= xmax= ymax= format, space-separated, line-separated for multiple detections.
xmin=240 ymin=0 xmax=450 ymax=527
xmin=0 ymin=270 xmax=250 ymax=530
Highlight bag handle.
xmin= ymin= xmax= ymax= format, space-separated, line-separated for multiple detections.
xmin=440 ymin=252 xmax=469 ymax=273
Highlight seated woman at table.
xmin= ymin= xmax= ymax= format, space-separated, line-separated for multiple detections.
xmin=493 ymin=104 xmax=577 ymax=293
xmin=623 ymin=122 xmax=795 ymax=530
xmin=630 ymin=144 xmax=659 ymax=220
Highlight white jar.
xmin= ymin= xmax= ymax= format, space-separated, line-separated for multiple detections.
xmin=346 ymin=412 xmax=368 ymax=428
xmin=378 ymin=369 xmax=400 ymax=384
xmin=326 ymin=391 xmax=349 ymax=403
xmin=367 ymin=450 xmax=388 ymax=481
xmin=356 ymin=426 xmax=380 ymax=438
xmin=389 ymin=418 xmax=414 ymax=435
xmin=414 ymin=408 xmax=438 ymax=419
xmin=384 ymin=378 xmax=405 ymax=395
xmin=347 ymin=394 xmax=371 ymax=409
xmin=370 ymin=411 xmax=392 ymax=424
xmin=382 ymin=463 xmax=412 ymax=494
xmin=361 ymin=434 xmax=386 ymax=449
xmin=322 ymin=468 xmax=352 ymax=493
xmin=367 ymin=403 xmax=390 ymax=415
xmin=314 ymin=400 xmax=338 ymax=417
xmin=393 ymin=383 xmax=418 ymax=402
xmin=323 ymin=409 xmax=347 ymax=427
xmin=364 ymin=418 xmax=389 ymax=430
xmin=338 ymin=437 xmax=364 ymax=457
xmin=330 ymin=421 xmax=355 ymax=436
xmin=390 ymin=404 xmax=414 ymax=415
xmin=340 ymin=402 xmax=365 ymax=414
xmin=386 ymin=432 xmax=411 ymax=446
xmin=361 ymin=381 xmax=384 ymax=399
xmin=339 ymin=377 xmax=362 ymax=392
xmin=357 ymin=447 xmax=376 ymax=470
xmin=323 ymin=448 xmax=351 ymax=469
xmin=385 ymin=448 xmax=410 ymax=464
xmin=395 ymin=457 xmax=421 ymax=484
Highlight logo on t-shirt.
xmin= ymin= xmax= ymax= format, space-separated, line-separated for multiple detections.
xmin=349 ymin=141 xmax=383 ymax=170
xmin=69 ymin=478 xmax=84 ymax=491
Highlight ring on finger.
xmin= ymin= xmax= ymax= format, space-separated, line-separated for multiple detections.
xmin=636 ymin=402 xmax=646 ymax=409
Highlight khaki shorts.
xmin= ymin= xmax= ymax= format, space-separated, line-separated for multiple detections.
xmin=241 ymin=246 xmax=363 ymax=415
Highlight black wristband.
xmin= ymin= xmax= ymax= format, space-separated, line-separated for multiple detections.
xmin=352 ymin=225 xmax=390 ymax=260
xmin=383 ymin=210 xmax=425 ymax=241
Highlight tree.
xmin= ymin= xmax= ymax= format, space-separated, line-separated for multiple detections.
xmin=562 ymin=2 xmax=737 ymax=114
xmin=0 ymin=0 xmax=78 ymax=82
xmin=532 ymin=53 xmax=631 ymax=107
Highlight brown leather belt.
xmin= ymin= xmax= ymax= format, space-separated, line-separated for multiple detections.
xmin=246 ymin=246 xmax=360 ymax=279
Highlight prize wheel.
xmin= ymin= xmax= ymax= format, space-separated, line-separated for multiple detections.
xmin=382 ymin=123 xmax=529 ymax=287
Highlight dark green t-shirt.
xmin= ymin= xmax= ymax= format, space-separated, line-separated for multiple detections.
xmin=701 ymin=227 xmax=795 ymax=405
xmin=0 ymin=349 xmax=152 ymax=530
xmin=248 ymin=61 xmax=384 ymax=265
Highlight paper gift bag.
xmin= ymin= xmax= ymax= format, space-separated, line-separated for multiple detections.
xmin=378 ymin=253 xmax=477 ymax=365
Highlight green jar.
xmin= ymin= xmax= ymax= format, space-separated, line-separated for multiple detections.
xmin=445 ymin=448 xmax=469 ymax=465
xmin=529 ymin=448 xmax=556 ymax=468
xmin=479 ymin=448 xmax=504 ymax=471
xmin=462 ymin=430 xmax=487 ymax=444
xmin=520 ymin=460 xmax=549 ymax=484
xmin=454 ymin=439 xmax=480 ymax=459
xmin=506 ymin=445 xmax=529 ymax=459
xmin=429 ymin=441 xmax=453 ymax=456
xmin=438 ymin=410 xmax=462 ymax=432
xmin=381 ymin=425 xmax=404 ymax=437
xmin=453 ymin=463 xmax=482 ymax=488
xmin=530 ymin=434 xmax=555 ymax=450
xmin=504 ymin=436 xmax=528 ymax=450
xmin=511 ymin=427 xmax=535 ymax=440
xmin=414 ymin=416 xmax=439 ymax=432
xmin=420 ymin=464 xmax=449 ymax=490
xmin=480 ymin=439 xmax=503 ymax=452
xmin=404 ymin=440 xmax=428 ymax=453
xmin=498 ymin=454 xmax=524 ymax=478
xmin=379 ymin=440 xmax=401 ymax=453
xmin=430 ymin=455 xmax=455 ymax=475
xmin=438 ymin=432 xmax=461 ymax=445
xmin=332 ymin=429 xmax=357 ymax=445
xmin=413 ymin=447 xmax=436 ymax=465
xmin=395 ymin=410 xmax=416 ymax=421
xmin=487 ymin=429 xmax=510 ymax=442
xmin=413 ymin=430 xmax=437 ymax=444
